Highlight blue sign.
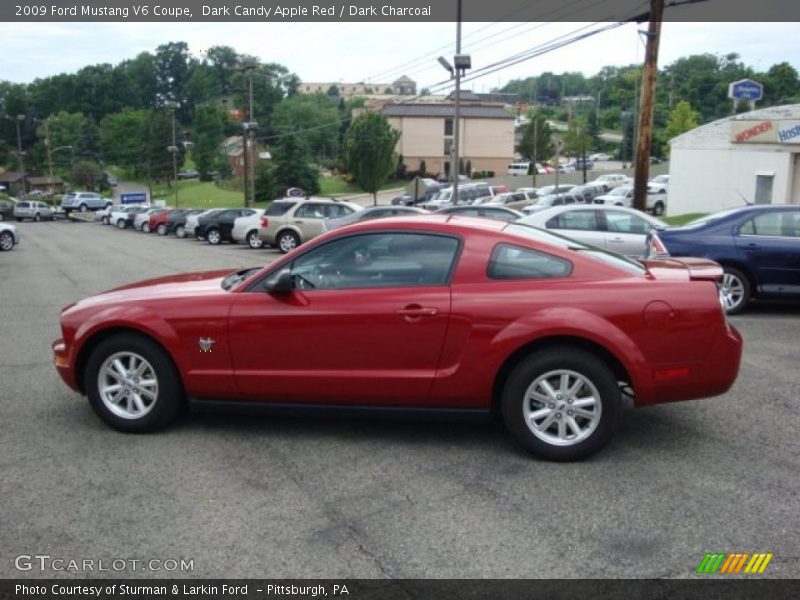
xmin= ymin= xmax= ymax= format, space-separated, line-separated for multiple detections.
xmin=729 ymin=79 xmax=763 ymax=102
xmin=286 ymin=187 xmax=304 ymax=198
xmin=120 ymin=192 xmax=147 ymax=204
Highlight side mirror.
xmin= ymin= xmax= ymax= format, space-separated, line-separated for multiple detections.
xmin=264 ymin=269 xmax=293 ymax=294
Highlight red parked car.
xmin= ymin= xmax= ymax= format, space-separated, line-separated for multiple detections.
xmin=148 ymin=209 xmax=175 ymax=236
xmin=52 ymin=217 xmax=742 ymax=460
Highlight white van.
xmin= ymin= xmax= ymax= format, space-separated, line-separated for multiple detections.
xmin=507 ymin=162 xmax=531 ymax=176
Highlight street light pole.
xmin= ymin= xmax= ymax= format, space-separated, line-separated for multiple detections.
xmin=165 ymin=101 xmax=180 ymax=208
xmin=15 ymin=114 xmax=25 ymax=190
xmin=452 ymin=0 xmax=462 ymax=204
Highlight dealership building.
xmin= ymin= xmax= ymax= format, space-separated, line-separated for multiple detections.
xmin=668 ymin=104 xmax=800 ymax=215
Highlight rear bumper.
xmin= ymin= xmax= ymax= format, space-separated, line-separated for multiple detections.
xmin=52 ymin=339 xmax=80 ymax=392
xmin=636 ymin=325 xmax=743 ymax=406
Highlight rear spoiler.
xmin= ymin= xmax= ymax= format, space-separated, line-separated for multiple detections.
xmin=641 ymin=256 xmax=723 ymax=282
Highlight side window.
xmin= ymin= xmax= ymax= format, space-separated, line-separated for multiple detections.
xmin=747 ymin=211 xmax=800 ymax=237
xmin=605 ymin=211 xmax=650 ymax=235
xmin=549 ymin=210 xmax=598 ymax=231
xmin=295 ymin=203 xmax=325 ymax=218
xmin=488 ymin=244 xmax=572 ymax=280
xmin=288 ymin=233 xmax=460 ymax=290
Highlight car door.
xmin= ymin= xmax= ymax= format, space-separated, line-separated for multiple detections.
xmin=228 ymin=232 xmax=460 ymax=405
xmin=735 ymin=210 xmax=800 ymax=297
xmin=601 ymin=210 xmax=654 ymax=256
xmin=291 ymin=202 xmax=331 ymax=241
xmin=544 ymin=209 xmax=605 ymax=247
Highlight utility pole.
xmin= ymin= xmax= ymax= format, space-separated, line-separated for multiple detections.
xmin=532 ymin=116 xmax=538 ymax=188
xmin=167 ymin=103 xmax=179 ymax=208
xmin=632 ymin=0 xmax=664 ymax=212
xmin=15 ymin=115 xmax=25 ymax=190
xmin=237 ymin=62 xmax=258 ymax=207
xmin=45 ymin=119 xmax=54 ymax=195
xmin=452 ymin=0 xmax=462 ymax=204
xmin=248 ymin=69 xmax=256 ymax=208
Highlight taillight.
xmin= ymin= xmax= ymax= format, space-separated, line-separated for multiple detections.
xmin=646 ymin=231 xmax=669 ymax=258
xmin=260 ymin=216 xmax=269 ymax=227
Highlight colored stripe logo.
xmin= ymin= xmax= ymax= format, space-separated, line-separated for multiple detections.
xmin=696 ymin=552 xmax=773 ymax=574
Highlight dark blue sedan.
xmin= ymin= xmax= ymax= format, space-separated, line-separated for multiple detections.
xmin=652 ymin=205 xmax=800 ymax=313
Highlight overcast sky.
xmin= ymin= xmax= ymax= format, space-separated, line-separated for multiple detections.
xmin=0 ymin=22 xmax=798 ymax=92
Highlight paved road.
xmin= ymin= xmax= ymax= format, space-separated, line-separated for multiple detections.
xmin=1 ymin=221 xmax=798 ymax=579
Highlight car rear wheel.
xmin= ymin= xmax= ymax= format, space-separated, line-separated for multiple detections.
xmin=79 ymin=204 xmax=88 ymax=212
xmin=720 ymin=268 xmax=750 ymax=314
xmin=116 ymin=219 xmax=126 ymax=229
xmin=206 ymin=227 xmax=221 ymax=245
xmin=142 ymin=222 xmax=150 ymax=233
xmin=175 ymin=224 xmax=186 ymax=238
xmin=0 ymin=231 xmax=14 ymax=251
xmin=247 ymin=230 xmax=262 ymax=249
xmin=652 ymin=201 xmax=665 ymax=216
xmin=85 ymin=333 xmax=183 ymax=432
xmin=34 ymin=213 xmax=41 ymax=222
xmin=156 ymin=223 xmax=167 ymax=235
xmin=501 ymin=347 xmax=622 ymax=461
xmin=277 ymin=230 xmax=300 ymax=253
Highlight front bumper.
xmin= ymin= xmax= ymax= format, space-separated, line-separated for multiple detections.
xmin=52 ymin=339 xmax=80 ymax=392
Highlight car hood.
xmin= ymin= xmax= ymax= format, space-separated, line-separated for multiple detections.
xmin=66 ymin=269 xmax=236 ymax=311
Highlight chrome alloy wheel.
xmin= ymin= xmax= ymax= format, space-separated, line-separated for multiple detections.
xmin=207 ymin=229 xmax=221 ymax=244
xmin=97 ymin=351 xmax=159 ymax=420
xmin=247 ymin=230 xmax=262 ymax=249
xmin=278 ymin=232 xmax=298 ymax=252
xmin=720 ymin=272 xmax=745 ymax=312
xmin=523 ymin=369 xmax=602 ymax=447
xmin=0 ymin=232 xmax=13 ymax=250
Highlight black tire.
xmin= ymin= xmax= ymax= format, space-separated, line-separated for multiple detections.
xmin=721 ymin=267 xmax=751 ymax=315
xmin=0 ymin=213 xmax=4 ymax=221
xmin=501 ymin=347 xmax=623 ymax=461
xmin=175 ymin=224 xmax=186 ymax=238
xmin=16 ymin=218 xmax=23 ymax=222
xmin=142 ymin=222 xmax=150 ymax=233
xmin=277 ymin=230 xmax=300 ymax=253
xmin=156 ymin=223 xmax=167 ymax=236
xmin=0 ymin=231 xmax=14 ymax=251
xmin=652 ymin=201 xmax=665 ymax=216
xmin=79 ymin=204 xmax=88 ymax=212
xmin=116 ymin=218 xmax=126 ymax=229
xmin=101 ymin=216 xmax=109 ymax=225
xmin=34 ymin=213 xmax=41 ymax=222
xmin=206 ymin=227 xmax=221 ymax=245
xmin=247 ymin=230 xmax=262 ymax=249
xmin=85 ymin=333 xmax=184 ymax=433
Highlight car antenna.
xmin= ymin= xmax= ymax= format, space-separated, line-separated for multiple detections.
xmin=734 ymin=189 xmax=752 ymax=206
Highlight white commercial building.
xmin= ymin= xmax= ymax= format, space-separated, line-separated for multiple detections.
xmin=668 ymin=104 xmax=800 ymax=216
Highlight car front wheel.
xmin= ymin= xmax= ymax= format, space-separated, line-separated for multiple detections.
xmin=720 ymin=267 xmax=751 ymax=314
xmin=0 ymin=231 xmax=14 ymax=251
xmin=34 ymin=213 xmax=41 ymax=222
xmin=156 ymin=223 xmax=167 ymax=235
xmin=79 ymin=204 xmax=88 ymax=212
xmin=652 ymin=201 xmax=665 ymax=216
xmin=277 ymin=230 xmax=300 ymax=253
xmin=142 ymin=222 xmax=150 ymax=233
xmin=247 ymin=230 xmax=262 ymax=249
xmin=206 ymin=227 xmax=221 ymax=245
xmin=175 ymin=224 xmax=186 ymax=238
xmin=85 ymin=333 xmax=183 ymax=432
xmin=501 ymin=347 xmax=622 ymax=461
xmin=116 ymin=219 xmax=126 ymax=229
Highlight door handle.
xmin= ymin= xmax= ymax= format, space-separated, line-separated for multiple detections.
xmin=396 ymin=306 xmax=439 ymax=318
xmin=293 ymin=220 xmax=305 ymax=224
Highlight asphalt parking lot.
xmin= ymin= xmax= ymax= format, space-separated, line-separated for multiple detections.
xmin=1 ymin=219 xmax=798 ymax=579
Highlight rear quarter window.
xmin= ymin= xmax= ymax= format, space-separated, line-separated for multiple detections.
xmin=265 ymin=202 xmax=296 ymax=216
xmin=488 ymin=243 xmax=572 ymax=280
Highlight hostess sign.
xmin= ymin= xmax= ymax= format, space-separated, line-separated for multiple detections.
xmin=731 ymin=120 xmax=800 ymax=144
xmin=728 ymin=79 xmax=763 ymax=102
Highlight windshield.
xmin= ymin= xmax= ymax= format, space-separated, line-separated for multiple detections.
xmin=221 ymin=267 xmax=262 ymax=291
xmin=432 ymin=190 xmax=452 ymax=202
xmin=609 ymin=187 xmax=630 ymax=196
xmin=681 ymin=208 xmax=742 ymax=228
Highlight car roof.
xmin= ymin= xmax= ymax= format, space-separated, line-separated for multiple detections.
xmin=521 ymin=204 xmax=664 ymax=224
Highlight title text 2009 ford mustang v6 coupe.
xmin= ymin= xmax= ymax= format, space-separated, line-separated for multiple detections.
xmin=53 ymin=216 xmax=742 ymax=461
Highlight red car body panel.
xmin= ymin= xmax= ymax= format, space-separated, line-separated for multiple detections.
xmin=148 ymin=210 xmax=171 ymax=232
xmin=53 ymin=216 xmax=742 ymax=411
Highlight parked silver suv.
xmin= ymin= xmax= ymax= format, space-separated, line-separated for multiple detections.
xmin=14 ymin=200 xmax=53 ymax=222
xmin=61 ymin=192 xmax=112 ymax=213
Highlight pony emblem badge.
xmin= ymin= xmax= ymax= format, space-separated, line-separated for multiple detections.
xmin=199 ymin=337 xmax=216 ymax=352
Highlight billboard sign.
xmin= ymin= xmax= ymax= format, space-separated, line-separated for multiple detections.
xmin=731 ymin=120 xmax=800 ymax=144
xmin=120 ymin=192 xmax=148 ymax=204
xmin=728 ymin=79 xmax=763 ymax=102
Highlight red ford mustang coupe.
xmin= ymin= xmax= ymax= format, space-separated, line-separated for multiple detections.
xmin=53 ymin=216 xmax=742 ymax=460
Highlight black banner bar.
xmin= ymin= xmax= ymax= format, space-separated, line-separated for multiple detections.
xmin=3 ymin=0 xmax=800 ymax=22
xmin=3 ymin=580 xmax=800 ymax=600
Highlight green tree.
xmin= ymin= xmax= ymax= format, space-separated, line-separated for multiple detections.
xmin=564 ymin=117 xmax=593 ymax=158
xmin=273 ymin=134 xmax=319 ymax=195
xmin=71 ymin=160 xmax=104 ymax=190
xmin=253 ymin=160 xmax=278 ymax=203
xmin=272 ymin=94 xmax=341 ymax=161
xmin=142 ymin=109 xmax=184 ymax=182
xmin=664 ymin=100 xmax=699 ymax=142
xmin=344 ymin=111 xmax=400 ymax=205
xmin=99 ymin=108 xmax=149 ymax=175
xmin=191 ymin=105 xmax=226 ymax=179
xmin=516 ymin=112 xmax=554 ymax=163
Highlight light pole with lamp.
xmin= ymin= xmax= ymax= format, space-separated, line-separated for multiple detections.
xmin=165 ymin=101 xmax=180 ymax=208
xmin=437 ymin=0 xmax=470 ymax=204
